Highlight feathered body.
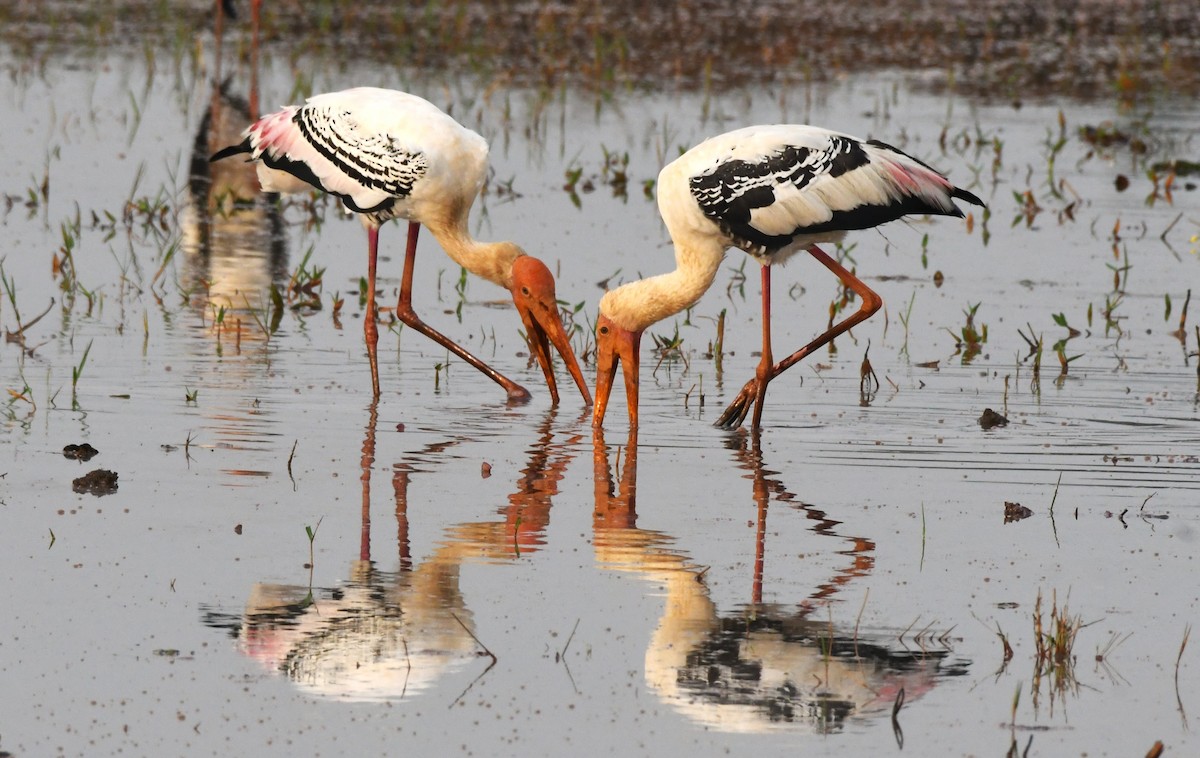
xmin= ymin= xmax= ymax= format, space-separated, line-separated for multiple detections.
xmin=600 ymin=125 xmax=983 ymax=333
xmin=212 ymin=87 xmax=520 ymax=288
xmin=211 ymin=87 xmax=591 ymax=405
xmin=593 ymin=123 xmax=984 ymax=429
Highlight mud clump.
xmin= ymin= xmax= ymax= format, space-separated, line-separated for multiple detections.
xmin=63 ymin=443 xmax=99 ymax=462
xmin=73 ymin=469 xmax=119 ymax=496
xmin=979 ymin=408 xmax=1009 ymax=429
xmin=1004 ymin=501 xmax=1033 ymax=523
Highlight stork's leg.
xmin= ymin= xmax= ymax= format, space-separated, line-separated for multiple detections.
xmin=772 ymin=245 xmax=884 ymax=376
xmin=394 ymin=222 xmax=533 ymax=403
xmin=751 ymin=265 xmax=773 ymax=430
xmin=365 ymin=225 xmax=381 ymax=398
xmin=715 ymin=245 xmax=883 ymax=429
xmin=716 ymin=264 xmax=774 ymax=430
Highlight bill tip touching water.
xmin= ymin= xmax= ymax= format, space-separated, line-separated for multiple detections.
xmin=592 ymin=124 xmax=985 ymax=431
xmin=209 ymin=86 xmax=591 ymax=407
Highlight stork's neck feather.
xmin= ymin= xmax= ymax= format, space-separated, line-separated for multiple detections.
xmin=599 ymin=237 xmax=727 ymax=334
xmin=422 ymin=206 xmax=522 ymax=290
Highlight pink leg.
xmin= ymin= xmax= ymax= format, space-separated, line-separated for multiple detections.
xmin=248 ymin=0 xmax=261 ymax=119
xmin=213 ymin=0 xmax=224 ymax=82
xmin=394 ymin=222 xmax=532 ymax=403
xmin=715 ymin=245 xmax=883 ymax=429
xmin=752 ymin=264 xmax=773 ymax=430
xmin=365 ymin=225 xmax=381 ymax=398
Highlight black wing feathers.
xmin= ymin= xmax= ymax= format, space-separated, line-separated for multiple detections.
xmin=689 ymin=137 xmax=872 ymax=253
xmin=690 ymin=135 xmax=979 ymax=255
xmin=294 ymin=107 xmax=426 ymax=200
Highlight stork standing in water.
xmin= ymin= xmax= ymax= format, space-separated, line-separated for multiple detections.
xmin=592 ymin=124 xmax=983 ymax=430
xmin=212 ymin=87 xmax=592 ymax=406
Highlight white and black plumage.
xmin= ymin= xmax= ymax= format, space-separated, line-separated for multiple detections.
xmin=593 ymin=124 xmax=984 ymax=431
xmin=211 ymin=88 xmax=590 ymax=405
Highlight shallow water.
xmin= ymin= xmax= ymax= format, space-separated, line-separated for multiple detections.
xmin=1 ymin=5 xmax=1198 ymax=757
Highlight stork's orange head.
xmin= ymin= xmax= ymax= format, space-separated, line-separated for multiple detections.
xmin=509 ymin=256 xmax=591 ymax=407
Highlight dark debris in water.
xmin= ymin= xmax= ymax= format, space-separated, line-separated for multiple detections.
xmin=62 ymin=443 xmax=99 ymax=462
xmin=72 ymin=469 xmax=119 ymax=497
xmin=1151 ymin=159 xmax=1200 ymax=177
xmin=1079 ymin=123 xmax=1148 ymax=152
xmin=1004 ymin=501 xmax=1033 ymax=523
xmin=979 ymin=408 xmax=1009 ymax=429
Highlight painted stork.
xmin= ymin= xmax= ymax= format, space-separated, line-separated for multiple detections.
xmin=211 ymin=87 xmax=591 ymax=406
xmin=592 ymin=124 xmax=984 ymax=430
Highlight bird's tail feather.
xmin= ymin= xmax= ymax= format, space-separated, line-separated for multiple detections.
xmin=952 ymin=186 xmax=986 ymax=208
xmin=210 ymin=138 xmax=253 ymax=163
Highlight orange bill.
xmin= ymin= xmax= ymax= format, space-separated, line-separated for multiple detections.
xmin=510 ymin=256 xmax=592 ymax=407
xmin=592 ymin=313 xmax=641 ymax=428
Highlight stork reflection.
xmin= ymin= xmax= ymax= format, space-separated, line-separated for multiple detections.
xmin=201 ymin=403 xmax=478 ymax=701
xmin=592 ymin=428 xmax=968 ymax=733
xmin=212 ymin=0 xmax=262 ymax=119
xmin=183 ymin=77 xmax=287 ymax=318
xmin=203 ymin=406 xmax=582 ymax=701
xmin=187 ymin=3 xmax=283 ymax=320
xmin=726 ymin=431 xmax=875 ymax=608
xmin=438 ymin=409 xmax=582 ymax=561
xmin=174 ymin=78 xmax=292 ymax=482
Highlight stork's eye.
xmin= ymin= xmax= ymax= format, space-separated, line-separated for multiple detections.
xmin=599 ymin=326 xmax=609 ymax=335
xmin=520 ymin=286 xmax=530 ymax=296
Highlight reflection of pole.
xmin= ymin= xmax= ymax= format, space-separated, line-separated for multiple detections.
xmin=248 ymin=0 xmax=262 ymax=119
xmin=208 ymin=0 xmax=225 ymax=211
xmin=213 ymin=0 xmax=224 ymax=83
xmin=360 ymin=400 xmax=378 ymax=562
xmin=213 ymin=0 xmax=261 ymax=117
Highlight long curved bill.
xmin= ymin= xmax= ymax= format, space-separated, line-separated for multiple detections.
xmin=592 ymin=314 xmax=641 ymax=429
xmin=518 ymin=300 xmax=592 ymax=407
